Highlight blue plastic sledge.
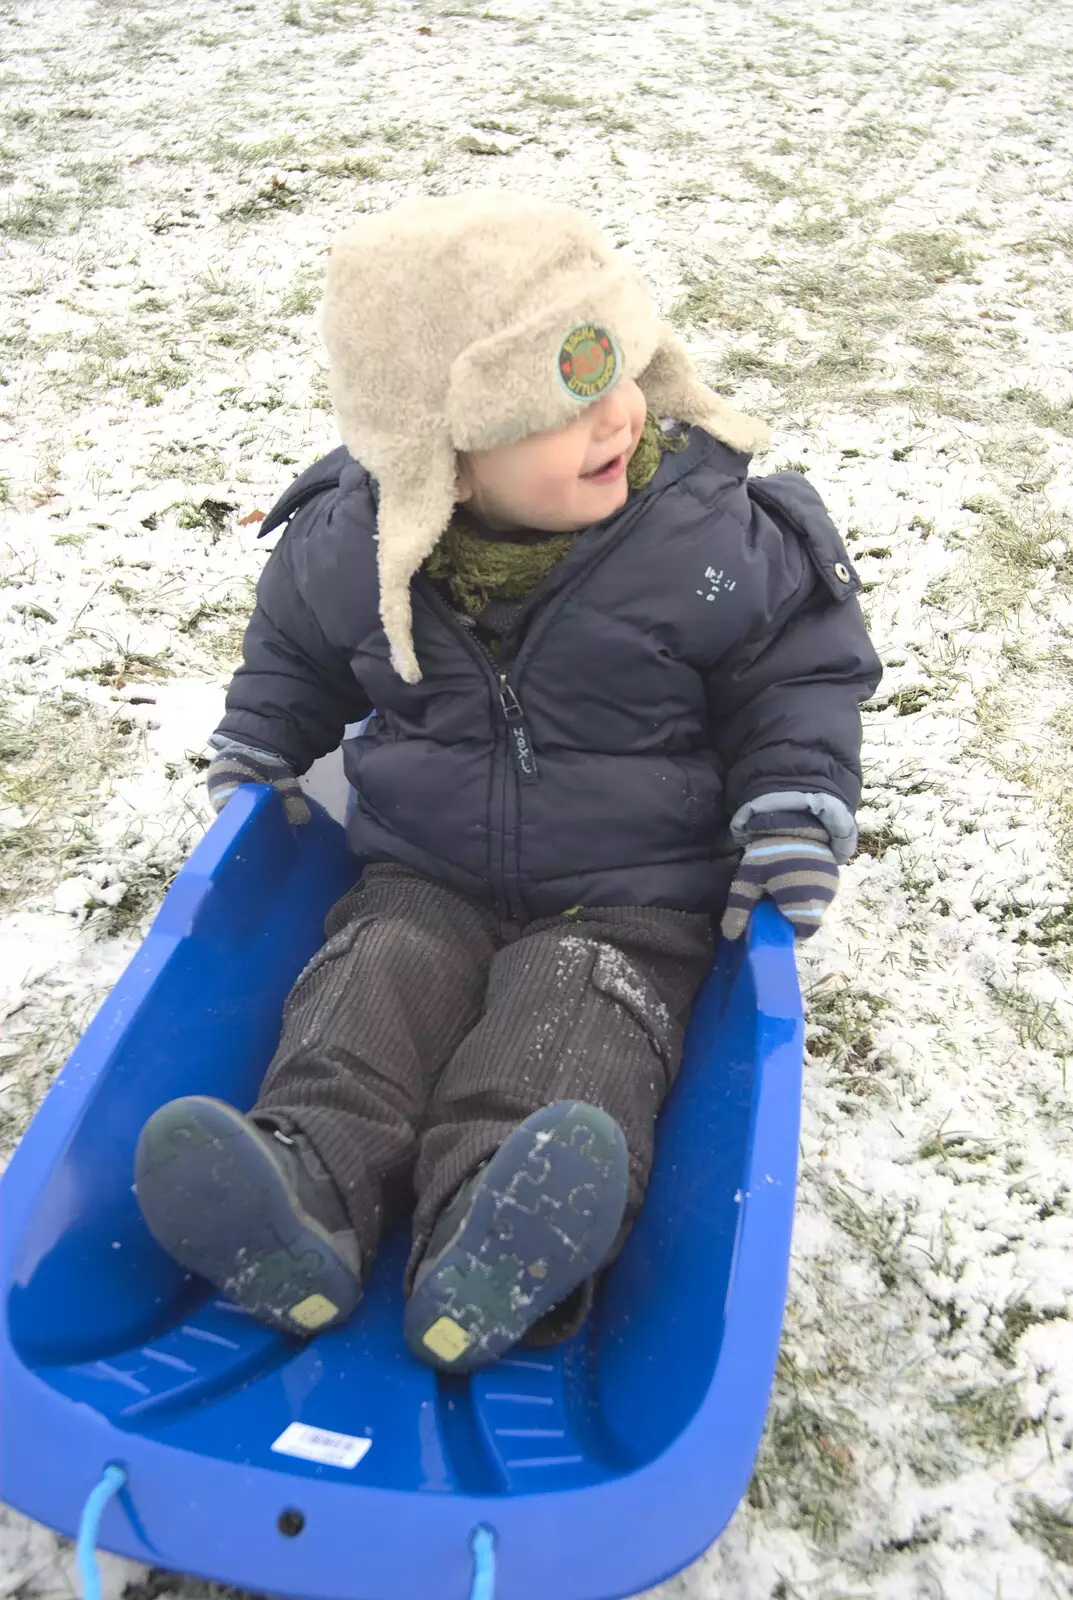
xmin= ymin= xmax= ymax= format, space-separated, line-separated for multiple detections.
xmin=0 ymin=787 xmax=803 ymax=1600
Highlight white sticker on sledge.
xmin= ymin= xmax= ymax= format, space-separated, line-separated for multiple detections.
xmin=271 ymin=1422 xmax=372 ymax=1469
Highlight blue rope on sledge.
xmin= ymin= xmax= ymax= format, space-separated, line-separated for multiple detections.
xmin=77 ymin=1464 xmax=126 ymax=1600
xmin=76 ymin=1466 xmax=493 ymax=1600
xmin=469 ymin=1525 xmax=496 ymax=1600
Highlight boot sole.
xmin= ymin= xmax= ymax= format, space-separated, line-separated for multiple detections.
xmin=135 ymin=1096 xmax=362 ymax=1337
xmin=404 ymin=1101 xmax=628 ymax=1375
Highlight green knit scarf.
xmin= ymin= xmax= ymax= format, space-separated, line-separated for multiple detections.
xmin=425 ymin=412 xmax=686 ymax=618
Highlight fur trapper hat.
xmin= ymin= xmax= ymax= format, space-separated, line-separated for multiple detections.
xmin=320 ymin=189 xmax=769 ymax=683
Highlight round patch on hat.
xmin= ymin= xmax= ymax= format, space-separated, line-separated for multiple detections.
xmin=558 ymin=323 xmax=620 ymax=401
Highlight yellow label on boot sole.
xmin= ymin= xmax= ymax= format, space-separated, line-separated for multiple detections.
xmin=289 ymin=1293 xmax=340 ymax=1330
xmin=423 ymin=1316 xmax=473 ymax=1363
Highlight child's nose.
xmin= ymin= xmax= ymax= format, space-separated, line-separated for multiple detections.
xmin=593 ymin=386 xmax=632 ymax=434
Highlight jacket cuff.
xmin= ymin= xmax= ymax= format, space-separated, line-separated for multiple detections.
xmin=729 ymin=790 xmax=858 ymax=864
xmin=210 ymin=723 xmax=312 ymax=774
xmin=209 ymin=732 xmax=294 ymax=765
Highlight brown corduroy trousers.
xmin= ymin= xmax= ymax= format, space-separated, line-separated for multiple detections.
xmin=253 ymin=864 xmax=713 ymax=1285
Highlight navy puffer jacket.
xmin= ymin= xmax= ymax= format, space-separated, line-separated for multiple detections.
xmin=217 ymin=428 xmax=882 ymax=921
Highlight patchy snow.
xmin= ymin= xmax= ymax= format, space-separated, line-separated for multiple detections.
xmin=1 ymin=0 xmax=1071 ymax=1595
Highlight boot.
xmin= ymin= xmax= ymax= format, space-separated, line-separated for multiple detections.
xmin=404 ymin=1100 xmax=627 ymax=1375
xmin=522 ymin=1278 xmax=596 ymax=1346
xmin=135 ymin=1095 xmax=362 ymax=1337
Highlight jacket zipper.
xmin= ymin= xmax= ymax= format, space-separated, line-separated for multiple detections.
xmin=374 ymin=456 xmax=683 ymax=917
xmin=413 ymin=504 xmax=648 ymax=917
xmin=499 ymin=675 xmax=540 ymax=785
xmin=414 ymin=580 xmax=534 ymax=920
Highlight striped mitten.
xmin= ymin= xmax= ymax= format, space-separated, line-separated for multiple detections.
xmin=721 ymin=811 xmax=838 ymax=942
xmin=206 ymin=739 xmax=311 ymax=827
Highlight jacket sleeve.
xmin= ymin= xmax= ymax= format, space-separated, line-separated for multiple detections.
xmin=214 ymin=520 xmax=373 ymax=774
xmin=710 ymin=473 xmax=882 ymax=842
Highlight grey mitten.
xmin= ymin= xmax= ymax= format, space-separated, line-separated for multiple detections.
xmin=721 ymin=811 xmax=838 ymax=942
xmin=206 ymin=738 xmax=311 ymax=827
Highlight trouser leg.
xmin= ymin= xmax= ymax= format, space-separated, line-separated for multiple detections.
xmin=254 ymin=864 xmax=498 ymax=1265
xmin=408 ymin=906 xmax=713 ymax=1286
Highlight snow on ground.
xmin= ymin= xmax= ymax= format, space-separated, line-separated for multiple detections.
xmin=1 ymin=0 xmax=1072 ymax=1593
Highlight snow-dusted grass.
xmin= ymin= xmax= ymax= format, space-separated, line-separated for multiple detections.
xmin=1 ymin=0 xmax=1072 ymax=1594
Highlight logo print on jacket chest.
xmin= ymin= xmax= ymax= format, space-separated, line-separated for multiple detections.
xmin=697 ymin=565 xmax=736 ymax=601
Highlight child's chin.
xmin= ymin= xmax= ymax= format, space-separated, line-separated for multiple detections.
xmin=593 ymin=478 xmax=629 ymax=513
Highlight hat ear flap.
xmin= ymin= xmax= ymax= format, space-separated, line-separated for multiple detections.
xmin=638 ymin=326 xmax=771 ymax=456
xmin=374 ymin=431 xmax=459 ymax=684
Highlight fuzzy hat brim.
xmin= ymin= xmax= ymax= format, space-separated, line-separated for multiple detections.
xmin=321 ymin=191 xmax=768 ymax=683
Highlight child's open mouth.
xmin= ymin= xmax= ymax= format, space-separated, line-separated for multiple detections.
xmin=580 ymin=453 xmax=625 ymax=485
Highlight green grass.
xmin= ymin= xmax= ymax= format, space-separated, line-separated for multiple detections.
xmin=521 ymin=88 xmax=588 ymax=111
xmin=31 ymin=325 xmax=195 ymax=410
xmin=0 ymin=1004 xmax=86 ymax=1161
xmin=970 ymin=667 xmax=1073 ymax=896
xmin=207 ymin=132 xmax=312 ymax=173
xmin=114 ymin=15 xmax=184 ymax=65
xmin=825 ymin=1184 xmax=911 ymax=1292
xmin=584 ymin=109 xmax=636 ymax=133
xmin=377 ymin=121 xmax=421 ymax=150
xmin=738 ymin=158 xmax=797 ymax=202
xmin=1014 ymin=1496 xmax=1073 ymax=1566
xmin=59 ymin=156 xmax=124 ymax=206
xmin=280 ymin=269 xmax=322 ymax=317
xmin=778 ymin=257 xmax=922 ymax=319
xmin=660 ymin=126 xmax=698 ymax=150
xmin=673 ymin=265 xmax=774 ymax=334
xmin=771 ymin=213 xmax=848 ymax=245
xmin=748 ymin=1352 xmax=861 ymax=1546
xmin=720 ymin=347 xmax=781 ymax=378
xmin=985 ymin=981 xmax=1072 ymax=1058
xmin=220 ymin=174 xmax=305 ymax=220
xmin=0 ymin=190 xmax=67 ymax=238
xmin=0 ymin=696 xmax=131 ymax=908
xmin=318 ymin=153 xmax=382 ymax=180
xmin=90 ymin=849 xmax=181 ymax=937
xmin=992 ymin=1299 xmax=1069 ymax=1367
xmin=69 ymin=650 xmax=173 ymax=689
xmin=185 ymin=270 xmax=257 ymax=334
xmin=672 ymin=248 xmax=925 ymax=416
xmin=173 ymin=498 xmax=237 ymax=534
xmin=123 ymin=348 xmax=192 ymax=407
xmin=959 ymin=494 xmax=1069 ymax=621
xmin=1003 ymin=385 xmax=1073 ymax=439
xmin=890 ymin=229 xmax=977 ymax=282
xmin=936 ymin=1383 xmax=1037 ymax=1458
xmin=1011 ymin=222 xmax=1073 ymax=260
xmin=712 ymin=334 xmax=879 ymax=405
xmin=143 ymin=442 xmax=227 ymax=484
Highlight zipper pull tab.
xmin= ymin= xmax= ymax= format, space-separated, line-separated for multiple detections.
xmin=499 ymin=677 xmax=540 ymax=784
xmin=499 ymin=677 xmax=524 ymax=720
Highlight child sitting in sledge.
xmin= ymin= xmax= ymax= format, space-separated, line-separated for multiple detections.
xmin=135 ymin=190 xmax=881 ymax=1373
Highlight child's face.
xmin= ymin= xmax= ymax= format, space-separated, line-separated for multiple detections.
xmin=455 ymin=378 xmax=647 ymax=534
